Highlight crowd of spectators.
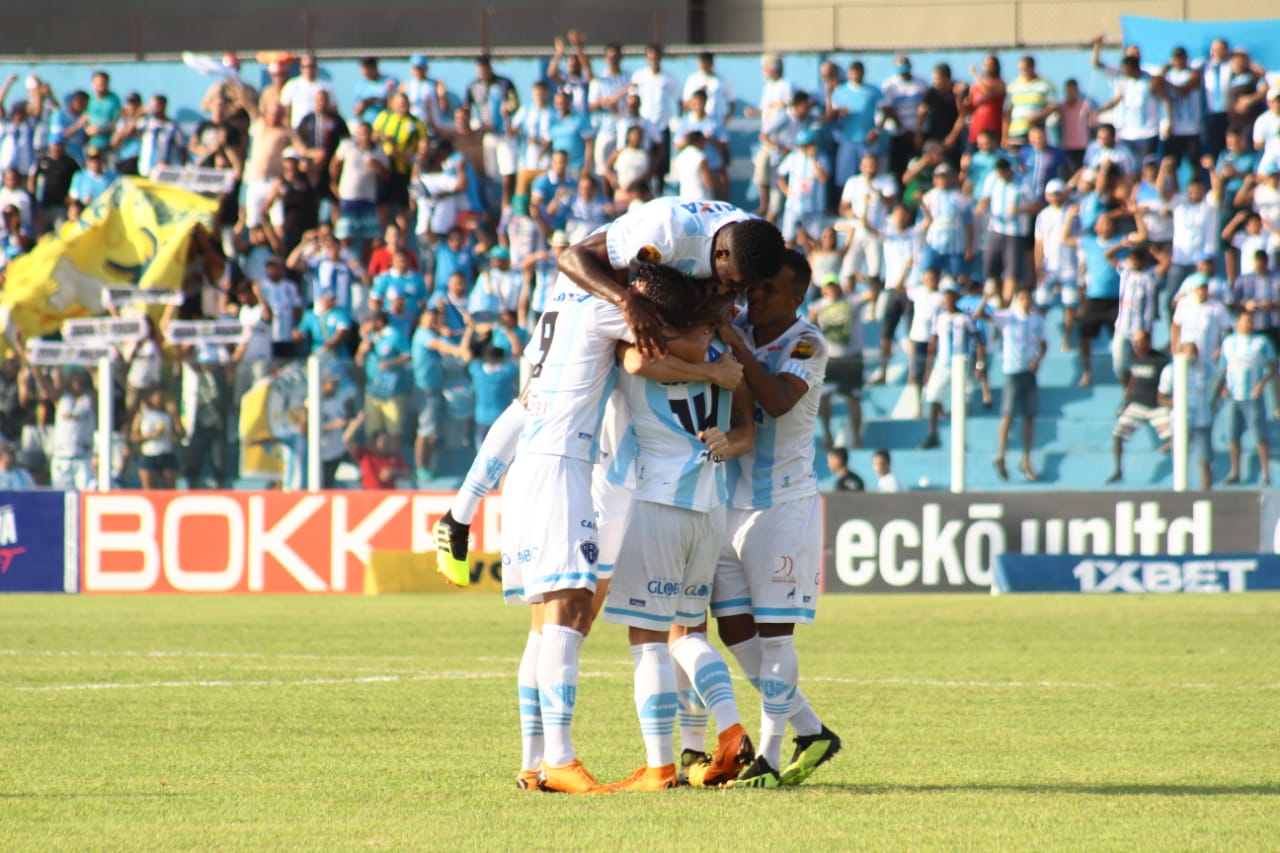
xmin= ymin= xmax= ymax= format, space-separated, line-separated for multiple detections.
xmin=0 ymin=31 xmax=1277 ymax=491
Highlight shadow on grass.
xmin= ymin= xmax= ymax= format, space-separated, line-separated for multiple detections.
xmin=817 ymin=782 xmax=1280 ymax=796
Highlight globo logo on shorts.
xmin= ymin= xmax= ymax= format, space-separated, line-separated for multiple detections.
xmin=647 ymin=579 xmax=680 ymax=596
xmin=683 ymin=582 xmax=710 ymax=597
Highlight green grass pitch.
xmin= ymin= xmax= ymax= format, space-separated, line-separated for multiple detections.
xmin=2 ymin=593 xmax=1277 ymax=851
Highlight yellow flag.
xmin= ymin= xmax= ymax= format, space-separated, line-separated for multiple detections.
xmin=1 ymin=176 xmax=218 ymax=338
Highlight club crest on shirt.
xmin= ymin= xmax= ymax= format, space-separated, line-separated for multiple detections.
xmin=790 ymin=337 xmax=818 ymax=359
xmin=636 ymin=245 xmax=662 ymax=263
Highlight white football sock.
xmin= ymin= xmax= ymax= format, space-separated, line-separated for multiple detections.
xmin=673 ymin=656 xmax=708 ymax=754
xmin=671 ymin=633 xmax=740 ymax=735
xmin=631 ymin=642 xmax=677 ymax=769
xmin=728 ymin=635 xmax=822 ymax=736
xmin=517 ymin=631 xmax=543 ymax=771
xmin=757 ymin=635 xmax=799 ymax=769
xmin=727 ymin=636 xmax=762 ymax=690
xmin=450 ymin=402 xmax=524 ymax=524
xmin=789 ymin=687 xmax=823 ymax=737
xmin=537 ymin=623 xmax=583 ymax=767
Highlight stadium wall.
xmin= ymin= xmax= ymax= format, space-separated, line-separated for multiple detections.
xmin=3 ymin=1 xmax=1273 ymax=56
xmin=2 ymin=489 xmax=1277 ymax=596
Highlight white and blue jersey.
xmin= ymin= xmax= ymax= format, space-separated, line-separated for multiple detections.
xmin=933 ymin=311 xmax=978 ymax=361
xmin=605 ymin=196 xmax=750 ymax=277
xmin=1116 ymin=267 xmax=1160 ymax=337
xmin=1220 ymin=333 xmax=1276 ymax=401
xmin=1158 ymin=359 xmax=1217 ymax=430
xmin=921 ymin=188 xmax=972 ymax=254
xmin=519 ymin=274 xmax=634 ymax=463
xmin=727 ymin=315 xmax=828 ymax=510
xmin=619 ymin=344 xmax=731 ymax=512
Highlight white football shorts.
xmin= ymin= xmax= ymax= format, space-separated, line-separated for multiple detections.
xmin=603 ymin=500 xmax=724 ymax=631
xmin=711 ymin=494 xmax=821 ymax=625
xmin=500 ymin=453 xmax=599 ymax=604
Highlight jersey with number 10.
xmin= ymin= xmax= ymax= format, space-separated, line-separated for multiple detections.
xmin=727 ymin=315 xmax=828 ymax=509
xmin=519 ymin=273 xmax=634 ymax=463
xmin=618 ymin=344 xmax=731 ymax=512
xmin=606 ymin=196 xmax=751 ymax=277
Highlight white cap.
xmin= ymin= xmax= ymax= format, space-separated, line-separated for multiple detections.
xmin=282 ymin=147 xmax=301 ymax=160
xmin=24 ymin=75 xmax=39 ymax=90
xmin=1045 ymin=178 xmax=1067 ymax=196
xmin=1269 ymin=87 xmax=1280 ymax=101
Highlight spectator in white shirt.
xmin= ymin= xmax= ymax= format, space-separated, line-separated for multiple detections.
xmin=683 ymin=51 xmax=735 ymax=125
xmin=747 ymin=54 xmax=794 ymax=217
xmin=1253 ymin=89 xmax=1280 ymax=161
xmin=872 ymin=448 xmax=900 ymax=492
xmin=838 ymin=153 xmax=898 ymax=290
xmin=880 ymin=55 xmax=928 ymax=181
xmin=673 ymin=130 xmax=714 ymax=201
xmin=280 ymin=55 xmax=335 ymax=130
xmin=984 ymin=288 xmax=1047 ymax=481
xmin=630 ymin=43 xmax=679 ymax=195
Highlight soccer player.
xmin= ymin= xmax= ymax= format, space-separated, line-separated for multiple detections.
xmin=596 ymin=268 xmax=757 ymax=792
xmin=710 ymin=250 xmax=843 ymax=788
xmin=435 ymin=197 xmax=785 ymax=585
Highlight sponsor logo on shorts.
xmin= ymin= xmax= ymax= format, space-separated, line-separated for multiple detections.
xmin=683 ymin=583 xmax=710 ymax=597
xmin=773 ymin=555 xmax=797 ymax=584
xmin=580 ymin=542 xmax=599 ymax=564
xmin=577 ymin=432 xmax=592 ymax=440
xmin=580 ymin=519 xmax=596 ymax=529
xmin=647 ymin=579 xmax=680 ymax=596
xmin=785 ymin=588 xmax=796 ymax=600
xmin=629 ymin=598 xmax=646 ymax=607
xmin=515 ymin=548 xmax=540 ymax=565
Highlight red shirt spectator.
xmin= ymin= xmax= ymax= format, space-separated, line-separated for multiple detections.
xmin=344 ymin=412 xmax=409 ymax=488
xmin=367 ymin=223 xmax=420 ymax=278
xmin=354 ymin=447 xmax=408 ymax=488
xmin=966 ymin=55 xmax=1005 ymax=144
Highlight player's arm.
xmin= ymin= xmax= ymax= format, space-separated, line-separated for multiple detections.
xmin=717 ymin=321 xmax=809 ymax=418
xmin=700 ymin=382 xmax=756 ymax=461
xmin=559 ymin=230 xmax=667 ymax=358
xmin=617 ymin=334 xmax=744 ymax=390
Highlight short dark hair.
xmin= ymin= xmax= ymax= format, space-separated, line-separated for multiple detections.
xmin=778 ymin=248 xmax=812 ymax=297
xmin=849 ymin=60 xmax=864 ymax=74
xmin=723 ymin=219 xmax=786 ymax=282
xmin=829 ymin=447 xmax=849 ymax=466
xmin=934 ymin=62 xmax=952 ymax=78
xmin=699 ymin=51 xmax=714 ymax=64
xmin=873 ymin=448 xmax=891 ymax=464
xmin=632 ymin=264 xmax=699 ymax=329
xmin=361 ymin=57 xmax=378 ymax=69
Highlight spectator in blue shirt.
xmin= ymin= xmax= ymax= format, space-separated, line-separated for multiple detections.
xmin=433 ymin=226 xmax=479 ymax=291
xmin=547 ymin=90 xmax=593 ymax=175
xmin=1068 ymin=208 xmax=1127 ymax=386
xmin=354 ymin=57 xmax=396 ymax=126
xmin=371 ymin=250 xmax=426 ymax=317
xmin=1220 ymin=310 xmax=1276 ymax=485
xmin=50 ymin=90 xmax=89 ymax=165
xmin=467 ymin=344 xmax=519 ymax=447
xmin=293 ymin=290 xmax=355 ymax=360
xmin=357 ymin=309 xmax=413 ymax=444
xmin=0 ymin=443 xmax=35 ymax=489
xmin=66 ymin=146 xmax=117 ymax=219
xmin=827 ymin=60 xmax=882 ymax=188
xmin=84 ymin=71 xmax=121 ymax=153
xmin=411 ymin=307 xmax=468 ymax=483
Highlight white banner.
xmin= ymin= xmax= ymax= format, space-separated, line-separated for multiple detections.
xmin=165 ymin=319 xmax=244 ymax=345
xmin=103 ymin=286 xmax=185 ymax=307
xmin=62 ymin=317 xmax=146 ymax=343
xmin=150 ymin=166 xmax=238 ymax=196
xmin=27 ymin=341 xmax=113 ymax=366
